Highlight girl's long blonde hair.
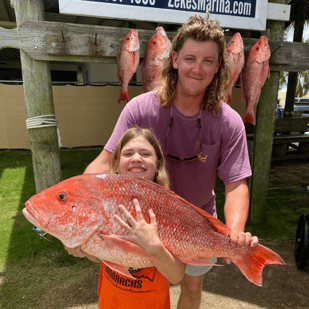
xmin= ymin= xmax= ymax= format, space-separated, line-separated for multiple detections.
xmin=109 ymin=126 xmax=170 ymax=189
xmin=157 ymin=14 xmax=231 ymax=116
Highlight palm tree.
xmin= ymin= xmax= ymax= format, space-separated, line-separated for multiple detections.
xmin=280 ymin=23 xmax=309 ymax=98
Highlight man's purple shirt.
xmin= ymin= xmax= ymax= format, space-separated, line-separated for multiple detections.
xmin=105 ymin=91 xmax=252 ymax=216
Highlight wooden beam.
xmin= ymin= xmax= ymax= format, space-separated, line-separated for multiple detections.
xmin=13 ymin=0 xmax=62 ymax=193
xmin=0 ymin=20 xmax=309 ymax=71
xmin=249 ymin=0 xmax=286 ymax=225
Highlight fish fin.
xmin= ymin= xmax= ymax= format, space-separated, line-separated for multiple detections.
xmin=99 ymin=234 xmax=153 ymax=260
xmin=133 ymin=177 xmax=231 ymax=236
xmin=229 ymin=244 xmax=285 ymax=287
xmin=242 ymin=109 xmax=256 ymax=125
xmin=102 ymin=260 xmax=136 ymax=279
xmin=186 ymin=257 xmax=221 ymax=266
xmin=133 ymin=50 xmax=140 ymax=72
xmin=118 ymin=89 xmax=130 ymax=103
xmin=189 ymin=204 xmax=231 ymax=236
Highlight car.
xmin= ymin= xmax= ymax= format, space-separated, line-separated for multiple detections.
xmin=294 ymin=98 xmax=309 ymax=116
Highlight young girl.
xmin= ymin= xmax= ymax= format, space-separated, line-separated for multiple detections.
xmin=65 ymin=126 xmax=185 ymax=308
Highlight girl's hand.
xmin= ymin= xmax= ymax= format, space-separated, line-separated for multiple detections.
xmin=113 ymin=198 xmax=162 ymax=255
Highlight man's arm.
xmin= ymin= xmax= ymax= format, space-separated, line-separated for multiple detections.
xmin=224 ymin=179 xmax=258 ymax=247
xmin=84 ymin=149 xmax=113 ymax=174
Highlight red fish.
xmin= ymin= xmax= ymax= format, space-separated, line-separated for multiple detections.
xmin=241 ymin=36 xmax=270 ymax=124
xmin=225 ymin=32 xmax=245 ymax=105
xmin=141 ymin=27 xmax=171 ymax=93
xmin=23 ymin=174 xmax=284 ymax=286
xmin=117 ymin=29 xmax=140 ymax=103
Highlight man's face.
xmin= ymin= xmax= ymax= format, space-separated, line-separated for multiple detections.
xmin=172 ymin=38 xmax=221 ymax=98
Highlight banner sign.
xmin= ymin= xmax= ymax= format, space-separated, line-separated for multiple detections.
xmin=59 ymin=0 xmax=288 ymax=31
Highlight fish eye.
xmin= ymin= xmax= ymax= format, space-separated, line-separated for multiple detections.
xmin=58 ymin=192 xmax=67 ymax=201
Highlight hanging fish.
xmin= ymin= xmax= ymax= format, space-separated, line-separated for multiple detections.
xmin=141 ymin=26 xmax=171 ymax=93
xmin=241 ymin=36 xmax=271 ymax=124
xmin=117 ymin=29 xmax=140 ymax=103
xmin=225 ymin=32 xmax=245 ymax=105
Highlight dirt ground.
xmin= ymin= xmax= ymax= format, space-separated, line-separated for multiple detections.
xmin=40 ymin=159 xmax=309 ymax=309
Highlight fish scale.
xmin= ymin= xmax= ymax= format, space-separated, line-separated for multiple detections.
xmin=23 ymin=174 xmax=285 ymax=286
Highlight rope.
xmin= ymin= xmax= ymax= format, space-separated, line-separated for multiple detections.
xmin=26 ymin=114 xmax=58 ymax=130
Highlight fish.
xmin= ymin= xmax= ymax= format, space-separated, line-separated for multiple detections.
xmin=23 ymin=174 xmax=285 ymax=286
xmin=117 ymin=29 xmax=140 ymax=103
xmin=141 ymin=26 xmax=171 ymax=93
xmin=225 ymin=32 xmax=245 ymax=105
xmin=241 ymin=36 xmax=271 ymax=124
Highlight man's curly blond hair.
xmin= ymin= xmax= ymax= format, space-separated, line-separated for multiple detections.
xmin=157 ymin=14 xmax=231 ymax=116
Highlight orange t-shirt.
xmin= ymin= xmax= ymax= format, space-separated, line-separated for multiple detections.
xmin=97 ymin=263 xmax=170 ymax=309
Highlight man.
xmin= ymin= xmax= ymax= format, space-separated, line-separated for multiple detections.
xmin=85 ymin=15 xmax=258 ymax=308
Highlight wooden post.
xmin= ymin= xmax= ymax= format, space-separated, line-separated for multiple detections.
xmin=284 ymin=0 xmax=306 ymax=118
xmin=249 ymin=0 xmax=285 ymax=224
xmin=13 ymin=0 xmax=62 ymax=193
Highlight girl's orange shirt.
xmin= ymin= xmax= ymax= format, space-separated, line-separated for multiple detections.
xmin=97 ymin=263 xmax=170 ymax=309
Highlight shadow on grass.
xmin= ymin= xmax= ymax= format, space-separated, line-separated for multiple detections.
xmin=0 ymin=148 xmax=102 ymax=309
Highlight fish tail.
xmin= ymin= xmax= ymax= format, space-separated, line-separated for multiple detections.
xmin=242 ymin=109 xmax=256 ymax=125
xmin=230 ymin=244 xmax=285 ymax=286
xmin=118 ymin=89 xmax=130 ymax=103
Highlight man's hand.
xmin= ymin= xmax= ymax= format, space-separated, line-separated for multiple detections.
xmin=64 ymin=245 xmax=87 ymax=258
xmin=225 ymin=231 xmax=259 ymax=264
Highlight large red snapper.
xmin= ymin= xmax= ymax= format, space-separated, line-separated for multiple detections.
xmin=225 ymin=32 xmax=245 ymax=105
xmin=117 ymin=29 xmax=140 ymax=103
xmin=141 ymin=26 xmax=171 ymax=93
xmin=241 ymin=36 xmax=270 ymax=124
xmin=23 ymin=174 xmax=284 ymax=286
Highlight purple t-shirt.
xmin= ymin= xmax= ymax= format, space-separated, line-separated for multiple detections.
xmin=105 ymin=91 xmax=251 ymax=216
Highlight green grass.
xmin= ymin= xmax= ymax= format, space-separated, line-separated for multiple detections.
xmin=0 ymin=148 xmax=307 ymax=308
xmin=0 ymin=148 xmax=102 ymax=309
xmin=0 ymin=148 xmax=102 ymax=270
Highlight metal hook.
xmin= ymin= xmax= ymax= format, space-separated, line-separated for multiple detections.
xmin=95 ymin=33 xmax=98 ymax=45
xmin=61 ymin=30 xmax=65 ymax=42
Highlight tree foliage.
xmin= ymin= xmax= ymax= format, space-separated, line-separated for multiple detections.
xmin=280 ymin=25 xmax=309 ymax=98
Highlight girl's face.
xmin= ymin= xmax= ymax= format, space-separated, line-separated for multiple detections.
xmin=118 ymin=136 xmax=158 ymax=181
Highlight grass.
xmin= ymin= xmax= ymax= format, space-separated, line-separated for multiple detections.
xmin=0 ymin=148 xmax=102 ymax=309
xmin=0 ymin=148 xmax=308 ymax=308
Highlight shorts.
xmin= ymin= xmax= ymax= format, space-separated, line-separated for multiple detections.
xmin=185 ymin=257 xmax=218 ymax=276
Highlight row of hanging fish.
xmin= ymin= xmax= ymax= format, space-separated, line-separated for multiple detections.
xmin=117 ymin=29 xmax=270 ymax=124
xmin=117 ymin=27 xmax=171 ymax=103
xmin=225 ymin=33 xmax=271 ymax=125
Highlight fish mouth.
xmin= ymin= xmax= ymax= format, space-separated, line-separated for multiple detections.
xmin=23 ymin=200 xmax=48 ymax=228
xmin=158 ymin=27 xmax=166 ymax=37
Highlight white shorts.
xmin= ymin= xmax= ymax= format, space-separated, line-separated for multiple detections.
xmin=185 ymin=257 xmax=218 ymax=276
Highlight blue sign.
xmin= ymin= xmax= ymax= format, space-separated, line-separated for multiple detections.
xmin=81 ymin=0 xmax=257 ymax=18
